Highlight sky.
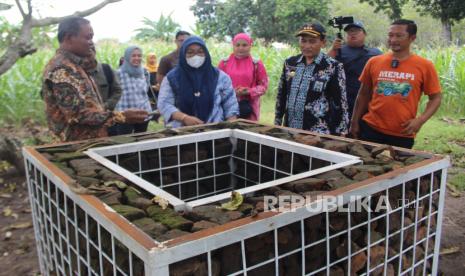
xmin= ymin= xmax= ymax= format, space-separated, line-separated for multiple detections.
xmin=2 ymin=0 xmax=197 ymax=42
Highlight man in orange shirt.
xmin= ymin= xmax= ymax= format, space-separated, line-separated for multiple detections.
xmin=350 ymin=19 xmax=442 ymax=148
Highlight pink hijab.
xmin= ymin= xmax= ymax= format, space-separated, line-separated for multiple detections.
xmin=224 ymin=33 xmax=255 ymax=90
xmin=233 ymin=33 xmax=253 ymax=45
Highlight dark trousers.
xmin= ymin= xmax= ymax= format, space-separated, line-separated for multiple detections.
xmin=114 ymin=122 xmax=149 ymax=135
xmin=359 ymin=120 xmax=414 ymax=149
xmin=107 ymin=125 xmax=118 ymax=136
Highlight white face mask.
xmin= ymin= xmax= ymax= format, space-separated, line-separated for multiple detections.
xmin=186 ymin=55 xmax=206 ymax=68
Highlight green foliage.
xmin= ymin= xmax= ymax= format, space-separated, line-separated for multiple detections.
xmin=0 ymin=16 xmax=56 ymax=55
xmin=417 ymin=47 xmax=465 ymax=115
xmin=0 ymin=16 xmax=20 ymax=49
xmin=273 ymin=0 xmax=330 ymax=42
xmin=190 ymin=0 xmax=219 ymax=38
xmin=191 ymin=0 xmax=255 ymax=39
xmin=248 ymin=0 xmax=278 ymax=43
xmin=358 ymin=0 xmax=408 ymax=20
xmin=134 ymin=13 xmax=181 ymax=42
xmin=0 ymin=50 xmax=53 ymax=125
xmin=329 ymin=0 xmax=465 ymax=47
xmin=0 ymin=2 xmax=12 ymax=11
xmin=413 ymin=0 xmax=465 ymax=22
xmin=190 ymin=0 xmax=329 ymax=42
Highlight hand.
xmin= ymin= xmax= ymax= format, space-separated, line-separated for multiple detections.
xmin=152 ymin=84 xmax=160 ymax=91
xmin=349 ymin=120 xmax=360 ymax=139
xmin=123 ymin=109 xmax=149 ymax=124
xmin=182 ymin=115 xmax=204 ymax=126
xmin=235 ymin=87 xmax=244 ymax=96
xmin=401 ymin=118 xmax=424 ymax=136
xmin=331 ymin=38 xmax=343 ymax=51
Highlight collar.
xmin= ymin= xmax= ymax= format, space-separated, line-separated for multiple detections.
xmin=297 ymin=52 xmax=324 ymax=65
xmin=57 ymin=49 xmax=85 ymax=66
xmin=86 ymin=65 xmax=98 ymax=74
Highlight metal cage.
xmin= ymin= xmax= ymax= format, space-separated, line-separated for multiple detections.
xmin=23 ymin=123 xmax=449 ymax=276
xmin=85 ymin=129 xmax=361 ymax=211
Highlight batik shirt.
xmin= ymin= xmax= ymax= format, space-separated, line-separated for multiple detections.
xmin=42 ymin=49 xmax=115 ymax=142
xmin=274 ymin=53 xmax=349 ymax=135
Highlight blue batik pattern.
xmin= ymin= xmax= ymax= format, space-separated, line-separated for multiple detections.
xmin=287 ymin=53 xmax=323 ymax=129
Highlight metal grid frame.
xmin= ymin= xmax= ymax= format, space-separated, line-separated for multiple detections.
xmin=85 ymin=129 xmax=361 ymax=211
xmin=23 ymin=125 xmax=449 ymax=276
xmin=149 ymin=158 xmax=448 ymax=276
xmin=24 ymin=148 xmax=153 ymax=276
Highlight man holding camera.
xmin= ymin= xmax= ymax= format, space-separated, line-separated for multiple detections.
xmin=328 ymin=20 xmax=382 ymax=120
xmin=350 ymin=19 xmax=442 ymax=148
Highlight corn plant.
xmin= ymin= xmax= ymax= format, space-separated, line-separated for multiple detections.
xmin=1 ymin=41 xmax=465 ymax=127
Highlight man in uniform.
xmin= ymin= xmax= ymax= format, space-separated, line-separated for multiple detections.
xmin=274 ymin=23 xmax=349 ymax=135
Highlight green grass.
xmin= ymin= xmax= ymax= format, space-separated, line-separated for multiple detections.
xmin=414 ymin=116 xmax=465 ymax=191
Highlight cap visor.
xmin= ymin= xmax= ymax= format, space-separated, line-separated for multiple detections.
xmin=296 ymin=31 xmax=320 ymax=38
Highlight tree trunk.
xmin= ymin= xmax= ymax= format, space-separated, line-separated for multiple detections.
xmin=441 ymin=19 xmax=452 ymax=45
xmin=0 ymin=0 xmax=122 ymax=77
xmin=0 ymin=133 xmax=25 ymax=174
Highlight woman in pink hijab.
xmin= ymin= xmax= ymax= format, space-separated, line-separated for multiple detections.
xmin=218 ymin=33 xmax=268 ymax=121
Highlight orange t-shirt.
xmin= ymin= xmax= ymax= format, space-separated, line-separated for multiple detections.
xmin=359 ymin=53 xmax=441 ymax=138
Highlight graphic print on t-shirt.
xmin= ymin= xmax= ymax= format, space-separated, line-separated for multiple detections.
xmin=376 ymin=80 xmax=412 ymax=97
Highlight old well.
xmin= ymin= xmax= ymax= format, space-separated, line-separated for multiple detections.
xmin=23 ymin=121 xmax=449 ymax=276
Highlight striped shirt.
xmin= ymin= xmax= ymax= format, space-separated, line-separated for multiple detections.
xmin=115 ymin=70 xmax=152 ymax=112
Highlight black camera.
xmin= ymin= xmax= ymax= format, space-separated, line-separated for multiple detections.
xmin=328 ymin=16 xmax=354 ymax=39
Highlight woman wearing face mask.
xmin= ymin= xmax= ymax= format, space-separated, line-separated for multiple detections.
xmin=218 ymin=33 xmax=268 ymax=121
xmin=157 ymin=36 xmax=239 ymax=128
xmin=114 ymin=46 xmax=153 ymax=134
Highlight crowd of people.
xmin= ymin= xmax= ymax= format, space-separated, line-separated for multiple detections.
xmin=42 ymin=16 xmax=441 ymax=149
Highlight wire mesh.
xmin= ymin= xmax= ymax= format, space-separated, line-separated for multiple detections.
xmin=86 ymin=129 xmax=360 ymax=210
xmin=166 ymin=170 xmax=444 ymax=276
xmin=23 ymin=126 xmax=448 ymax=276
xmin=25 ymin=159 xmax=145 ymax=276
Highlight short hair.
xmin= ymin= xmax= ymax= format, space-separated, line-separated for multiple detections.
xmin=175 ymin=30 xmax=191 ymax=39
xmin=391 ymin=19 xmax=417 ymax=36
xmin=57 ymin=17 xmax=90 ymax=43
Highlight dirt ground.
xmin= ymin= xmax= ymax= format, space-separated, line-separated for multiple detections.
xmin=0 ymin=162 xmax=463 ymax=276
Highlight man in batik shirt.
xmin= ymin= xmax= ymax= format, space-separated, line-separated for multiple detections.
xmin=274 ymin=23 xmax=349 ymax=136
xmin=42 ymin=17 xmax=147 ymax=142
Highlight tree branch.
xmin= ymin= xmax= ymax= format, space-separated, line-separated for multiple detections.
xmin=31 ymin=0 xmax=122 ymax=27
xmin=27 ymin=0 xmax=32 ymax=16
xmin=0 ymin=0 xmax=122 ymax=76
xmin=15 ymin=0 xmax=27 ymax=19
